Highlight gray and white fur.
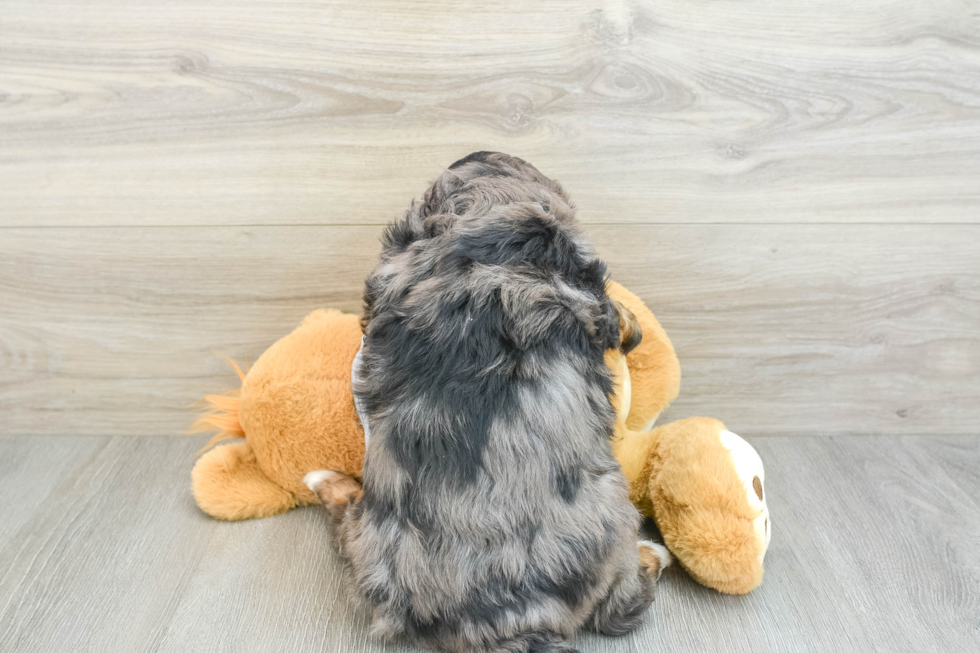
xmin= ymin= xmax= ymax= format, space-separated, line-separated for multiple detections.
xmin=320 ymin=152 xmax=665 ymax=653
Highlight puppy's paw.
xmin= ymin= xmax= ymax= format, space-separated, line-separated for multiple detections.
xmin=638 ymin=540 xmax=672 ymax=580
xmin=303 ymin=470 xmax=362 ymax=507
xmin=303 ymin=470 xmax=339 ymax=493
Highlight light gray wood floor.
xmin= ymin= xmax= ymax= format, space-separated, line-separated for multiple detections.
xmin=1 ymin=435 xmax=977 ymax=653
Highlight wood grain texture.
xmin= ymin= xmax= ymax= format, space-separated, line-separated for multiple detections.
xmin=0 ymin=435 xmax=977 ymax=653
xmin=595 ymin=224 xmax=980 ymax=436
xmin=2 ymin=0 xmax=980 ymax=226
xmin=2 ymin=224 xmax=978 ymax=437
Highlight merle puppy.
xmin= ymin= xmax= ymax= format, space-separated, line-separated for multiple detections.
xmin=306 ymin=152 xmax=669 ymax=653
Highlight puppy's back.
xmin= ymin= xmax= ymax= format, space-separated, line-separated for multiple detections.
xmin=347 ymin=153 xmax=644 ymax=651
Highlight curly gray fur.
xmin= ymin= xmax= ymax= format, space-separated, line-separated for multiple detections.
xmin=340 ymin=152 xmax=658 ymax=653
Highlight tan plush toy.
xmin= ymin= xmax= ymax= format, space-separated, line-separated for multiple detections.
xmin=192 ymin=282 xmax=770 ymax=594
xmin=191 ymin=309 xmax=365 ymax=520
xmin=605 ymin=284 xmax=771 ymax=594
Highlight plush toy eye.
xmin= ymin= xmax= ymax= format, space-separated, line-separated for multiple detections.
xmin=753 ymin=476 xmax=763 ymax=501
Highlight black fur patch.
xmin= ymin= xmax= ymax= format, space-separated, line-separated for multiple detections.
xmin=554 ymin=468 xmax=582 ymax=504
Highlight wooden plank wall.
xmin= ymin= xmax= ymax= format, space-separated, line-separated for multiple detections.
xmin=2 ymin=0 xmax=979 ymax=437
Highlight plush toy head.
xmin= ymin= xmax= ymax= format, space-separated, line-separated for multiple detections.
xmin=602 ymin=286 xmax=771 ymax=594
xmin=635 ymin=416 xmax=770 ymax=594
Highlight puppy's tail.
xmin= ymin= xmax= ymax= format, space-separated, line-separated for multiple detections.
xmin=492 ymin=631 xmax=581 ymax=653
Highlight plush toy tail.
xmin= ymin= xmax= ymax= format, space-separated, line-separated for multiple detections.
xmin=190 ymin=358 xmax=247 ymax=454
xmin=189 ymin=358 xmax=298 ymax=520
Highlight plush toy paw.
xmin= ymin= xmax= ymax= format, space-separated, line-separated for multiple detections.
xmin=192 ymin=440 xmax=300 ymax=521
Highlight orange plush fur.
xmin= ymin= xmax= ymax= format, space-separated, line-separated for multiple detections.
xmin=191 ymin=309 xmax=365 ymax=520
xmin=191 ymin=282 xmax=769 ymax=593
xmin=605 ymin=282 xmax=680 ymax=432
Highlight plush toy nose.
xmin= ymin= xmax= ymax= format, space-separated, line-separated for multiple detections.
xmin=719 ymin=429 xmax=771 ymax=563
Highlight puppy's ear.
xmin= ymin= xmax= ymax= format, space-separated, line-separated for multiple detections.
xmin=615 ymin=300 xmax=642 ymax=355
xmin=595 ymin=297 xmax=642 ymax=354
xmin=595 ymin=295 xmax=622 ymax=352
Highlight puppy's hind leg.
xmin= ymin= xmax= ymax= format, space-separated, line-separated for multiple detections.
xmin=637 ymin=540 xmax=672 ymax=581
xmin=303 ymin=470 xmax=362 ymax=530
xmin=589 ymin=541 xmax=672 ymax=637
